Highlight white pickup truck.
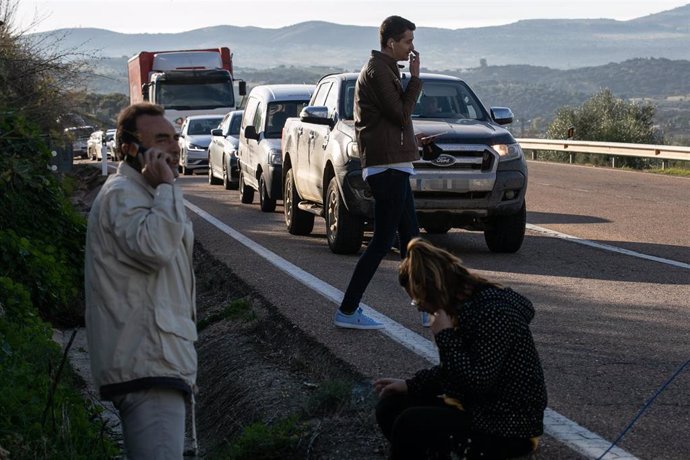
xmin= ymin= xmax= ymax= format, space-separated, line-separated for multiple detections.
xmin=281 ymin=72 xmax=528 ymax=254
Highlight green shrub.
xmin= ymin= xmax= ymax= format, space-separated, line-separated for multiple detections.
xmin=0 ymin=113 xmax=86 ymax=325
xmin=198 ymin=297 xmax=255 ymax=331
xmin=0 ymin=278 xmax=117 ymax=459
xmin=0 ymin=230 xmax=82 ymax=324
xmin=303 ymin=379 xmax=353 ymax=417
xmin=218 ymin=416 xmax=305 ymax=460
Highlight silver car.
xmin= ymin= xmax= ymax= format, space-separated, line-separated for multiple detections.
xmin=208 ymin=110 xmax=243 ymax=189
xmin=178 ymin=114 xmax=224 ymax=175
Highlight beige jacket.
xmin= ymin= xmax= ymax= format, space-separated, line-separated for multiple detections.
xmin=85 ymin=162 xmax=196 ymax=399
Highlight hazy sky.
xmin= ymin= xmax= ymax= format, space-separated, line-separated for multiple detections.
xmin=14 ymin=0 xmax=690 ymax=33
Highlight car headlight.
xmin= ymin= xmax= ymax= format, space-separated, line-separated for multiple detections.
xmin=268 ymin=149 xmax=282 ymax=165
xmin=188 ymin=143 xmax=205 ymax=151
xmin=347 ymin=141 xmax=360 ymax=158
xmin=492 ymin=143 xmax=523 ymax=162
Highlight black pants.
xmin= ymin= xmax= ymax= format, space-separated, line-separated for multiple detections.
xmin=376 ymin=393 xmax=535 ymax=460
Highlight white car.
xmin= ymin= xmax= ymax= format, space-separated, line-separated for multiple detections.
xmin=87 ymin=130 xmax=104 ymax=160
xmin=208 ymin=110 xmax=243 ymax=189
xmin=104 ymin=128 xmax=117 ymax=159
xmin=178 ymin=115 xmax=224 ymax=175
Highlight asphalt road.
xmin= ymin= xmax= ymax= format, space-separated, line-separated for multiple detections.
xmin=178 ymin=160 xmax=689 ymax=459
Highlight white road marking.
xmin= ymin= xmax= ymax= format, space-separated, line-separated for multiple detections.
xmin=185 ymin=200 xmax=638 ymax=459
xmin=527 ymin=224 xmax=690 ymax=270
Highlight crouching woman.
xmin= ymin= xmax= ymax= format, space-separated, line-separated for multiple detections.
xmin=374 ymin=238 xmax=547 ymax=459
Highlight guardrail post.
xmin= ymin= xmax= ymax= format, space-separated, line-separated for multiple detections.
xmin=531 ymin=151 xmax=536 ymax=161
xmin=661 ymin=160 xmax=667 ymax=170
xmin=612 ymin=157 xmax=616 ymax=168
xmin=569 ymin=153 xmax=573 ymax=164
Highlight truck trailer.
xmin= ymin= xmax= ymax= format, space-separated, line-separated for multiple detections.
xmin=128 ymin=48 xmax=246 ymax=131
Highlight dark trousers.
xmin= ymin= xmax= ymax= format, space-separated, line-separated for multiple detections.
xmin=340 ymin=169 xmax=419 ymax=313
xmin=376 ymin=393 xmax=535 ymax=460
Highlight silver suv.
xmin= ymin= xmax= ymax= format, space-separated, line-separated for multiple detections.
xmin=237 ymin=84 xmax=314 ymax=212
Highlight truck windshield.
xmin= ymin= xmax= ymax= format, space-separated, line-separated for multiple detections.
xmin=341 ymin=78 xmax=487 ymax=121
xmin=412 ymin=81 xmax=486 ymax=120
xmin=157 ymin=81 xmax=235 ymax=110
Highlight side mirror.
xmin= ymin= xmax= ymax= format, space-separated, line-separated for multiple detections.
xmin=244 ymin=125 xmax=259 ymax=140
xmin=238 ymin=80 xmax=247 ymax=96
xmin=490 ymin=107 xmax=514 ymax=125
xmin=211 ymin=128 xmax=223 ymax=137
xmin=299 ymin=106 xmax=334 ymax=128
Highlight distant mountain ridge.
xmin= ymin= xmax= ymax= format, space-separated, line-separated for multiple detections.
xmin=32 ymin=4 xmax=690 ymax=70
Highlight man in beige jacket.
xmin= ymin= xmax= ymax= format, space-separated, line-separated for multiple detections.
xmin=85 ymin=103 xmax=196 ymax=459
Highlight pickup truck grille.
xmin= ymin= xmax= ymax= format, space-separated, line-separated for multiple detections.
xmin=414 ymin=147 xmax=495 ymax=172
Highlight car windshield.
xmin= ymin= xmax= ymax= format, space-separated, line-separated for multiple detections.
xmin=265 ymin=101 xmax=309 ymax=138
xmin=157 ymin=81 xmax=235 ymax=109
xmin=188 ymin=117 xmax=223 ymax=135
xmin=229 ymin=114 xmax=242 ymax=136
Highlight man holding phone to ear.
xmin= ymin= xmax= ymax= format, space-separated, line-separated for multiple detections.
xmin=334 ymin=15 xmax=431 ymax=329
xmin=85 ymin=102 xmax=197 ymax=458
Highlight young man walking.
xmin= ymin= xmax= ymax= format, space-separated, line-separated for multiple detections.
xmin=334 ymin=16 xmax=425 ymax=329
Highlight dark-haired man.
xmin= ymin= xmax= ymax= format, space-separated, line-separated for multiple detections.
xmin=85 ymin=103 xmax=196 ymax=458
xmin=334 ymin=16 xmax=427 ymax=329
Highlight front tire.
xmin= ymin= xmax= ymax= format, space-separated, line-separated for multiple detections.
xmin=259 ymin=175 xmax=276 ymax=212
xmin=326 ymin=177 xmax=364 ymax=254
xmin=223 ymin=157 xmax=236 ymax=190
xmin=239 ymin=171 xmax=254 ymax=204
xmin=284 ymin=168 xmax=314 ymax=235
xmin=484 ymin=202 xmax=526 ymax=253
xmin=208 ymin=155 xmax=222 ymax=185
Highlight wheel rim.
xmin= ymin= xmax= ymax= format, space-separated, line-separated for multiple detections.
xmin=285 ymin=174 xmax=293 ymax=225
xmin=327 ymin=188 xmax=338 ymax=241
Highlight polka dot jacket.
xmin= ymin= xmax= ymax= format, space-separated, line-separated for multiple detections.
xmin=406 ymin=285 xmax=548 ymax=438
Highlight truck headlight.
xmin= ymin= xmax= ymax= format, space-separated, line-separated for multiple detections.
xmin=347 ymin=141 xmax=360 ymax=158
xmin=268 ymin=149 xmax=282 ymax=165
xmin=492 ymin=143 xmax=523 ymax=162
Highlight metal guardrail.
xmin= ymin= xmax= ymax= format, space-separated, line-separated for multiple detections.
xmin=516 ymin=138 xmax=690 ymax=164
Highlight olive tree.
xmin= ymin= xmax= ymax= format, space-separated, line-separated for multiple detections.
xmin=0 ymin=0 xmax=87 ymax=133
xmin=546 ymin=89 xmax=659 ymax=168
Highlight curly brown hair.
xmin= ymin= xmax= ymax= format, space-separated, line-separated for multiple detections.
xmin=398 ymin=238 xmax=497 ymax=314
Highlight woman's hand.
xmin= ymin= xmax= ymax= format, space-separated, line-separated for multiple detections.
xmin=430 ymin=309 xmax=453 ymax=335
xmin=373 ymin=378 xmax=408 ymax=398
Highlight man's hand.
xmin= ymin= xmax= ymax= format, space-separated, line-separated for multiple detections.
xmin=141 ymin=148 xmax=176 ymax=187
xmin=409 ymin=50 xmax=420 ymax=77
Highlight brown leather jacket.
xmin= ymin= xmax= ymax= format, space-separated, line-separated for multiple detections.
xmin=354 ymin=50 xmax=423 ymax=168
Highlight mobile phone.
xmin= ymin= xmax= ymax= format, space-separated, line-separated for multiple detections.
xmin=409 ymin=52 xmax=416 ymax=62
xmin=125 ymin=142 xmax=148 ymax=172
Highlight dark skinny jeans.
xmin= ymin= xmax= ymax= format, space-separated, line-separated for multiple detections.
xmin=376 ymin=392 xmax=535 ymax=460
xmin=340 ymin=169 xmax=419 ymax=314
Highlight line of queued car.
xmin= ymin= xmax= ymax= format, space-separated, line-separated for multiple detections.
xmin=86 ymin=128 xmax=117 ymax=160
xmin=202 ymin=84 xmax=315 ymax=205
